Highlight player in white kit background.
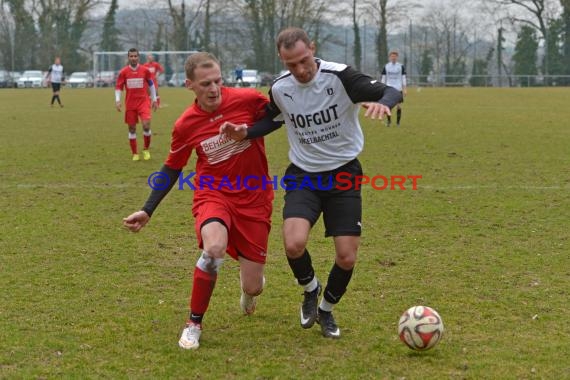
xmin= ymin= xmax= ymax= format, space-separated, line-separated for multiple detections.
xmin=381 ymin=51 xmax=407 ymax=126
xmin=46 ymin=57 xmax=65 ymax=108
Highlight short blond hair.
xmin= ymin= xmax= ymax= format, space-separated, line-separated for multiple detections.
xmin=185 ymin=52 xmax=220 ymax=80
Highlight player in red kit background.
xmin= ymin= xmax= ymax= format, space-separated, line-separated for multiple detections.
xmin=115 ymin=48 xmax=158 ymax=161
xmin=143 ymin=53 xmax=165 ymax=107
xmin=122 ymin=52 xmax=278 ymax=350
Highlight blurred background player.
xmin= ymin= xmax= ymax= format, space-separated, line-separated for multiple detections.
xmin=380 ymin=51 xmax=407 ymax=127
xmin=46 ymin=57 xmax=65 ymax=108
xmin=122 ymin=52 xmax=276 ymax=350
xmin=234 ymin=65 xmax=244 ymax=85
xmin=143 ymin=53 xmax=165 ymax=107
xmin=115 ymin=48 xmax=158 ymax=161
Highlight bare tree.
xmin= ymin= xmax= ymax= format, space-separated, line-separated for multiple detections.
xmin=363 ymin=0 xmax=417 ymax=74
xmin=421 ymin=3 xmax=472 ymax=85
xmin=166 ymin=0 xmax=205 ymax=50
xmin=483 ymin=0 xmax=563 ymax=73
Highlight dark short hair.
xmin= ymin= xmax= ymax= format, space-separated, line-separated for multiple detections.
xmin=185 ymin=52 xmax=220 ymax=80
xmin=128 ymin=48 xmax=139 ymax=56
xmin=276 ymin=27 xmax=311 ymax=52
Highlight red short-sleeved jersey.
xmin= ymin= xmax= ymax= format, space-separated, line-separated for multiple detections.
xmin=143 ymin=62 xmax=164 ymax=84
xmin=115 ymin=65 xmax=153 ymax=109
xmin=165 ymin=87 xmax=273 ymax=206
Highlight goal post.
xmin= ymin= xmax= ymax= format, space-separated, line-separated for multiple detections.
xmin=92 ymin=50 xmax=199 ymax=87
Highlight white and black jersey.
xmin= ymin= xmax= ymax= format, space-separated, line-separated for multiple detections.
xmin=381 ymin=62 xmax=406 ymax=91
xmin=267 ymin=59 xmax=402 ymax=172
xmin=48 ymin=64 xmax=64 ymax=83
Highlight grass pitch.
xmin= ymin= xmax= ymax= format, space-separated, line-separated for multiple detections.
xmin=0 ymin=86 xmax=569 ymax=379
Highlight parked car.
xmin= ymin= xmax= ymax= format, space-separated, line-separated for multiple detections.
xmin=67 ymin=72 xmax=94 ymax=88
xmin=241 ymin=69 xmax=261 ymax=87
xmin=95 ymin=71 xmax=116 ymax=87
xmin=259 ymin=71 xmax=275 ymax=87
xmin=167 ymin=72 xmax=186 ymax=87
xmin=0 ymin=70 xmax=11 ymax=88
xmin=17 ymin=70 xmax=44 ymax=88
xmin=10 ymin=72 xmax=21 ymax=88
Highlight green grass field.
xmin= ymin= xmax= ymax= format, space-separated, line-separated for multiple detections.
xmin=1 ymin=86 xmax=569 ymax=379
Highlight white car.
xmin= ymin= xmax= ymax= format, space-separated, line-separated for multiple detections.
xmin=67 ymin=72 xmax=94 ymax=88
xmin=17 ymin=70 xmax=44 ymax=88
xmin=168 ymin=72 xmax=186 ymax=87
xmin=241 ymin=69 xmax=261 ymax=87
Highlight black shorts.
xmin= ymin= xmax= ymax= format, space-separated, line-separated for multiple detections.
xmin=282 ymin=159 xmax=363 ymax=237
xmin=51 ymin=83 xmax=61 ymax=92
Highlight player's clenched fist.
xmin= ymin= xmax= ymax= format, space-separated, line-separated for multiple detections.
xmin=123 ymin=210 xmax=150 ymax=232
xmin=219 ymin=121 xmax=248 ymax=141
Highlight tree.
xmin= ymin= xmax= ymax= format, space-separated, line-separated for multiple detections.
xmin=562 ymin=0 xmax=570 ymax=73
xmin=3 ymin=0 xmax=37 ymax=69
xmin=100 ymin=0 xmax=120 ymax=53
xmin=513 ymin=25 xmax=538 ymax=85
xmin=486 ymin=0 xmax=559 ymax=74
xmin=419 ymin=48 xmax=433 ymax=84
xmin=421 ymin=4 xmax=470 ymax=85
xmin=166 ymin=0 xmax=204 ymax=50
xmin=352 ymin=0 xmax=362 ymax=70
xmin=544 ymin=18 xmax=565 ymax=78
xmin=236 ymin=0 xmax=333 ymax=73
xmin=371 ymin=0 xmax=388 ymax=72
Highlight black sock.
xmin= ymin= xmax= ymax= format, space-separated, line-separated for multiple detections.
xmin=51 ymin=95 xmax=56 ymax=105
xmin=286 ymin=249 xmax=315 ymax=286
xmin=323 ymin=263 xmax=354 ymax=304
xmin=189 ymin=312 xmax=203 ymax=325
xmin=397 ymin=109 xmax=402 ymax=124
xmin=56 ymin=95 xmax=61 ymax=105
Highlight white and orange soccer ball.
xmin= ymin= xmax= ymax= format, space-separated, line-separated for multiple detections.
xmin=398 ymin=305 xmax=444 ymax=351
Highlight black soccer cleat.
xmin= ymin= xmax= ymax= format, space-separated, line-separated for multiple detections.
xmin=300 ymin=283 xmax=321 ymax=329
xmin=317 ymin=309 xmax=341 ymax=339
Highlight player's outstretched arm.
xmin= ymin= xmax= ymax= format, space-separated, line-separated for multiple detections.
xmin=123 ymin=211 xmax=150 ymax=232
xmin=220 ymin=114 xmax=283 ymax=141
xmin=361 ymin=102 xmax=392 ymax=120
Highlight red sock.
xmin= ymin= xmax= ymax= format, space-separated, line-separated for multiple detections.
xmin=190 ymin=267 xmax=217 ymax=316
xmin=156 ymin=96 xmax=161 ymax=107
xmin=143 ymin=134 xmax=151 ymax=150
xmin=129 ymin=138 xmax=137 ymax=154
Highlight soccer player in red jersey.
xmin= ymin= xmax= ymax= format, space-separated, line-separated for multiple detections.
xmin=143 ymin=53 xmax=165 ymax=107
xmin=115 ymin=48 xmax=158 ymax=161
xmin=122 ymin=52 xmax=277 ymax=350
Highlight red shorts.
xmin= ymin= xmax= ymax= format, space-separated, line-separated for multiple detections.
xmin=192 ymin=193 xmax=272 ymax=264
xmin=125 ymin=99 xmax=151 ymax=125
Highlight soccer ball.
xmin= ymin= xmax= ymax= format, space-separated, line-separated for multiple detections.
xmin=398 ymin=306 xmax=444 ymax=351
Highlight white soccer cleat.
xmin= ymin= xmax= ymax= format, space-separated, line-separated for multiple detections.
xmin=178 ymin=323 xmax=202 ymax=350
xmin=240 ymin=291 xmax=257 ymax=315
xmin=240 ymin=276 xmax=265 ymax=315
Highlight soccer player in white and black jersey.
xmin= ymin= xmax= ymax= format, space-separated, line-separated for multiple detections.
xmin=46 ymin=57 xmax=65 ymax=108
xmin=221 ymin=27 xmax=402 ymax=339
xmin=381 ymin=51 xmax=407 ymax=126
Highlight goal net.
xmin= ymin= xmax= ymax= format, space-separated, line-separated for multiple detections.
xmin=92 ymin=50 xmax=199 ymax=87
